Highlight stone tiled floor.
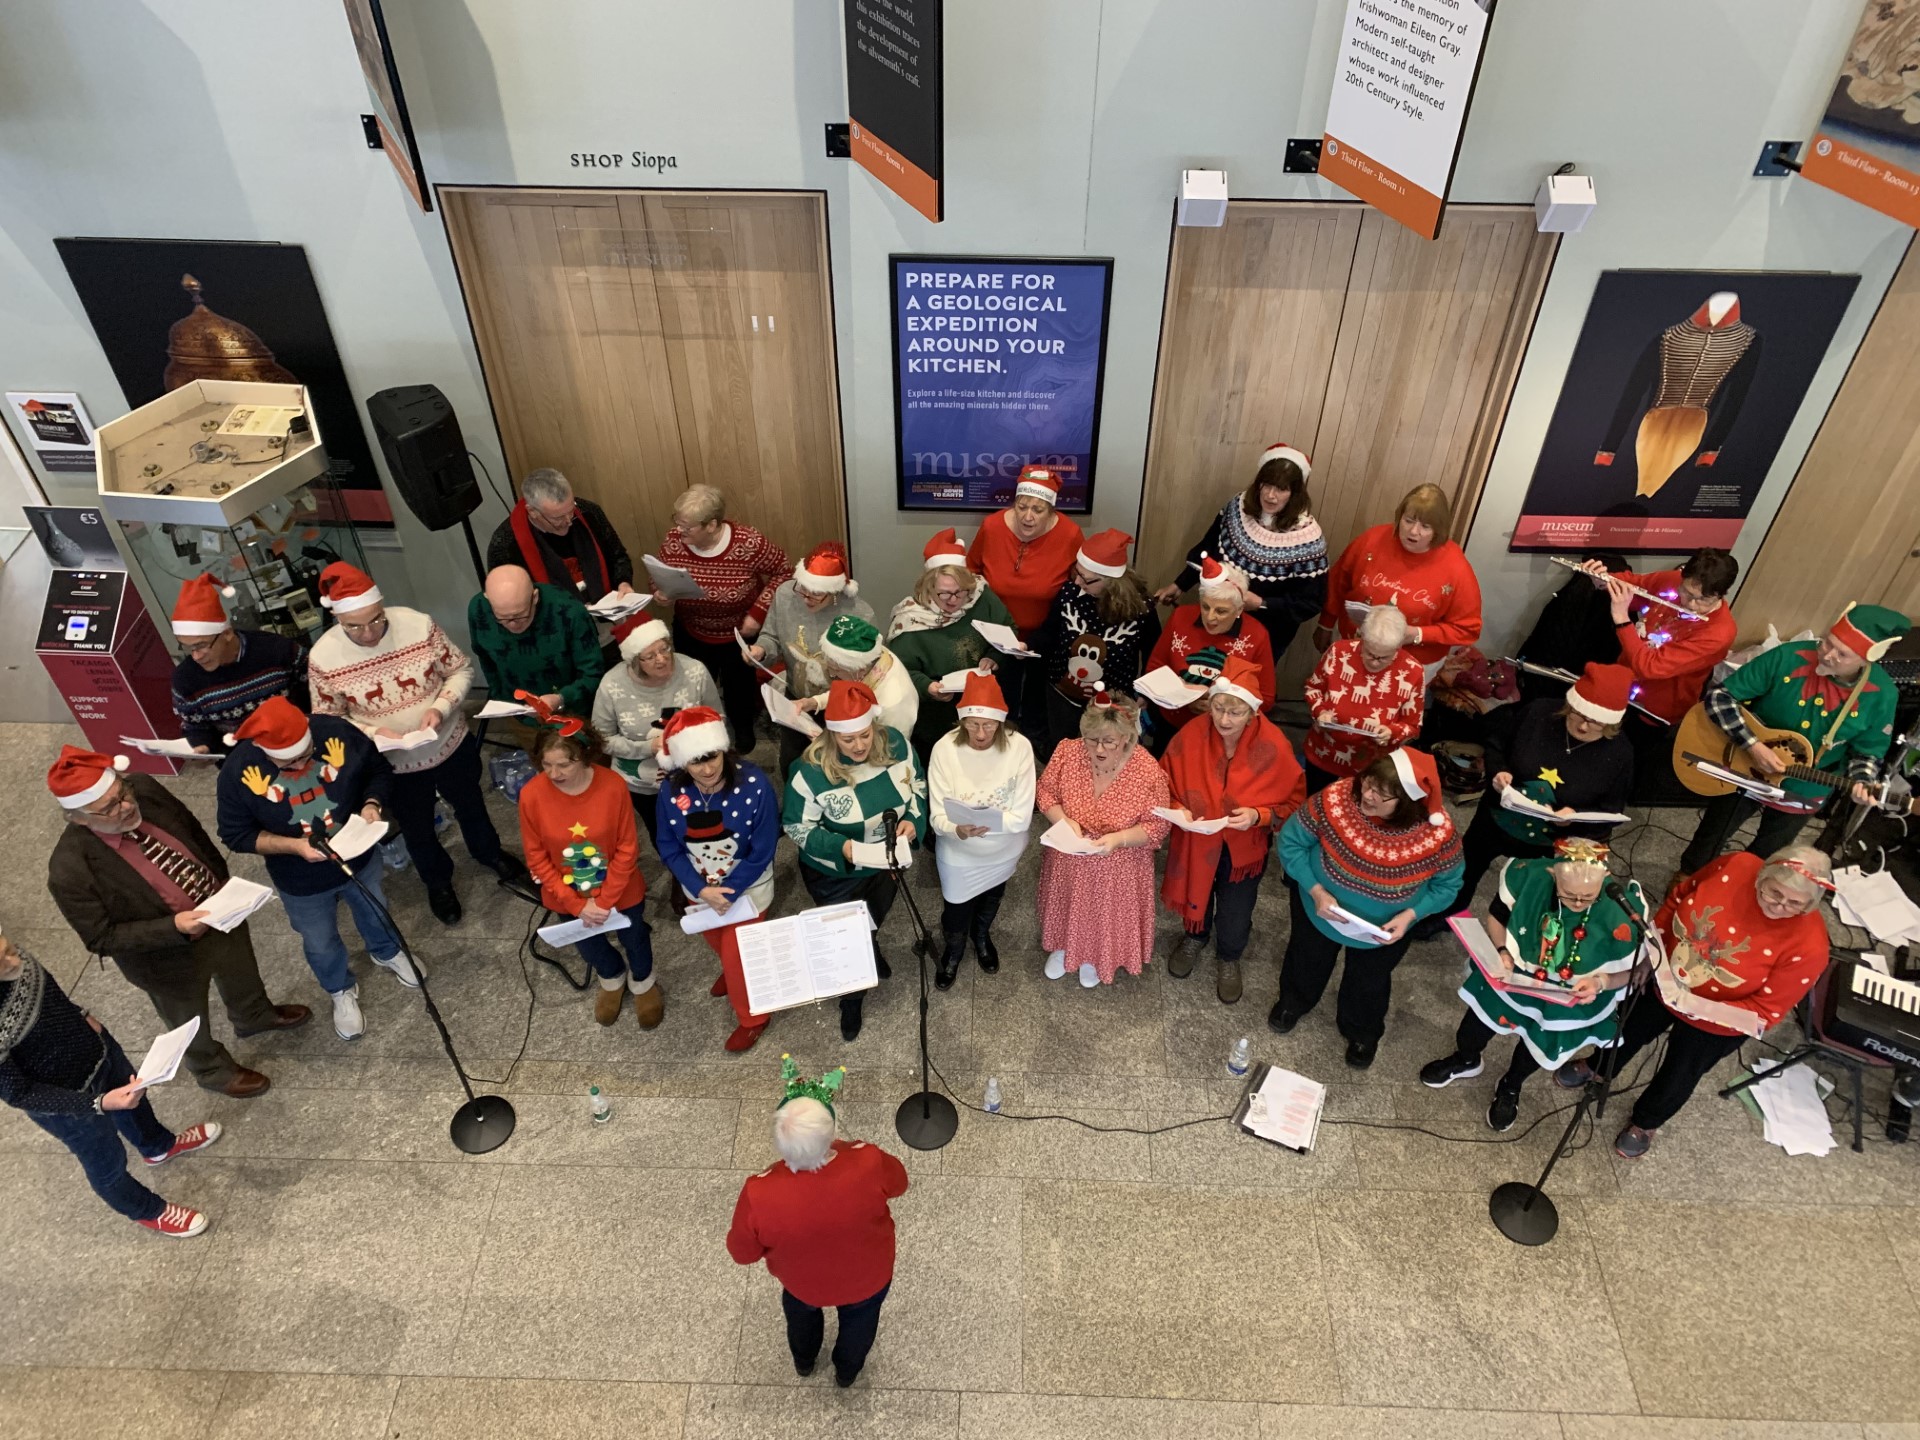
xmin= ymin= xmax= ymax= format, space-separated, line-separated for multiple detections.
xmin=0 ymin=718 xmax=1914 ymax=1439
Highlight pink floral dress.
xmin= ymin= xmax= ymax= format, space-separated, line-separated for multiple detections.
xmin=1036 ymin=740 xmax=1172 ymax=983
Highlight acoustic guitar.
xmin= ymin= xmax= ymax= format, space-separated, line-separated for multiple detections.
xmin=1670 ymin=702 xmax=1848 ymax=810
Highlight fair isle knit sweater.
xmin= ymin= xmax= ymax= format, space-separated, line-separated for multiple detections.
xmin=308 ymin=607 xmax=475 ymax=773
xmin=1276 ymin=780 xmax=1462 ymax=945
xmin=656 ymin=523 xmax=791 ymax=643
xmin=1176 ymin=500 xmax=1330 ymax=624
xmin=171 ymin=629 xmax=309 ymax=753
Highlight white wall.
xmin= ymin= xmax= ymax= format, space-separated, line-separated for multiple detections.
xmin=0 ymin=0 xmax=1907 ymax=655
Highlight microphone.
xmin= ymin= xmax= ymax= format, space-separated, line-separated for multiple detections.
xmin=881 ymin=808 xmax=900 ymax=868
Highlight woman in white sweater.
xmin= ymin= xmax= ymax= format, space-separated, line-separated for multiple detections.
xmin=590 ymin=616 xmax=721 ymax=854
xmin=926 ymin=671 xmax=1035 ymax=988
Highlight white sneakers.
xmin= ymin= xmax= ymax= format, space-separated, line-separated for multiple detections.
xmin=1078 ymin=963 xmax=1100 ymax=988
xmin=1044 ymin=950 xmax=1067 ymax=980
xmin=332 ymin=985 xmax=364 ymax=1040
xmin=372 ymin=949 xmax=424 ymax=988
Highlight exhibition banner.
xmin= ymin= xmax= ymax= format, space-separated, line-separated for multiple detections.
xmin=1510 ymin=270 xmax=1858 ymax=555
xmin=1800 ymin=0 xmax=1920 ymax=229
xmin=890 ymin=256 xmax=1114 ymax=513
xmin=846 ymin=0 xmax=944 ymax=222
xmin=1319 ymin=0 xmax=1495 ymax=239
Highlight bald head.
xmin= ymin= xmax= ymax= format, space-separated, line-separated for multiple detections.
xmin=484 ymin=565 xmax=537 ymax=632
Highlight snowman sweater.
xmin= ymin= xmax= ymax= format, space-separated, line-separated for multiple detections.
xmin=657 ymin=762 xmax=781 ymax=904
xmin=1037 ymin=584 xmax=1163 ymax=704
xmin=517 ymin=766 xmax=646 ymax=916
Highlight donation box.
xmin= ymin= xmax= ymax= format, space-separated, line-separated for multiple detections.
xmin=35 ymin=569 xmax=182 ymax=776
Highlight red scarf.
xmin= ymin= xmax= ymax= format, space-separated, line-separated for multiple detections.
xmin=509 ymin=500 xmax=609 ymax=595
xmin=1159 ymin=712 xmax=1305 ymax=926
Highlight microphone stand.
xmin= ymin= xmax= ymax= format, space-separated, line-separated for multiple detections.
xmin=316 ymin=829 xmax=516 ymax=1154
xmin=1489 ymin=879 xmax=1652 ymax=1246
xmin=881 ymin=809 xmax=959 ymax=1151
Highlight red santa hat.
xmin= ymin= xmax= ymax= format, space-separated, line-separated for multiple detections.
xmin=823 ymin=678 xmax=884 ymax=734
xmin=1208 ymin=655 xmax=1265 ymax=713
xmin=1077 ymin=529 xmax=1134 ymax=579
xmin=662 ymin=705 xmax=731 ymax=770
xmin=227 ymin=695 xmax=314 ymax=762
xmin=794 ymin=541 xmax=857 ymax=597
xmin=1388 ymin=746 xmax=1449 ymax=828
xmin=46 ymin=744 xmax=131 ymax=809
xmin=615 ymin=614 xmax=671 ymax=661
xmin=1566 ymin=661 xmax=1633 ymax=725
xmin=1195 ymin=553 xmax=1248 ymax=601
xmin=1256 ymin=442 xmax=1311 ymax=480
xmin=955 ymin=670 xmax=1008 ymax=721
xmin=317 ymin=561 xmax=382 ymax=613
xmin=922 ymin=528 xmax=969 ymax=570
xmin=1013 ymin=466 xmax=1062 ymax=505
xmin=170 ymin=573 xmax=237 ymax=638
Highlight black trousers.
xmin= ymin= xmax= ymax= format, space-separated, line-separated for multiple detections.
xmin=941 ymin=882 xmax=1006 ymax=941
xmin=1186 ymin=847 xmax=1264 ymax=963
xmin=1454 ymin=1009 xmax=1543 ymax=1093
xmin=389 ymin=731 xmax=506 ymax=892
xmin=630 ymin=787 xmax=662 ymax=851
xmin=674 ymin=621 xmax=760 ymax=751
xmin=1679 ymin=790 xmax=1813 ymax=877
xmin=1598 ymin=996 xmax=1746 ymax=1131
xmin=1275 ymin=883 xmax=1415 ymax=1045
xmin=783 ymin=1282 xmax=890 ymax=1382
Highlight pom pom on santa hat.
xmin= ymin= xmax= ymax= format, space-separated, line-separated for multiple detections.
xmin=46 ymin=744 xmax=131 ymax=809
xmin=1195 ymin=553 xmax=1248 ymax=600
xmin=662 ymin=705 xmax=731 ymax=770
xmin=615 ymin=614 xmax=670 ymax=662
xmin=316 ymin=562 xmax=382 ymax=613
xmin=170 ymin=573 xmax=237 ymax=638
xmin=1389 ymin=746 xmax=1450 ymax=827
xmin=1566 ymin=661 xmax=1633 ymax=725
xmin=794 ymin=541 xmax=856 ymax=597
xmin=225 ymin=695 xmax=313 ymax=761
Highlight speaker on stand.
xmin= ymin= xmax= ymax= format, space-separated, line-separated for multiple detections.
xmin=365 ymin=385 xmax=489 ymax=585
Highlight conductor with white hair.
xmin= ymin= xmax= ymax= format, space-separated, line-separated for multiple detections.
xmin=726 ymin=1062 xmax=910 ymax=1387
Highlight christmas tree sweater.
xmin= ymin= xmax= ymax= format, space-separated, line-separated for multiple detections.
xmin=517 ymin=764 xmax=645 ymax=916
xmin=657 ymin=762 xmax=780 ymax=909
xmin=171 ymin=629 xmax=309 ymax=752
xmin=308 ymin=606 xmax=474 ymax=774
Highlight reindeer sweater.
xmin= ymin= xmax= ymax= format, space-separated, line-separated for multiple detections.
xmin=1036 ymin=583 xmax=1162 ymax=705
xmin=308 ymin=607 xmax=475 ymax=774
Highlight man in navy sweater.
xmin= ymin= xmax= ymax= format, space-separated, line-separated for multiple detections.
xmin=216 ymin=696 xmax=421 ymax=1041
xmin=168 ymin=574 xmax=308 ymax=754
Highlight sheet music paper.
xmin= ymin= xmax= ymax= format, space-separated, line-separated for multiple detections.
xmin=198 ymin=877 xmax=275 ymax=934
xmin=1241 ymin=1065 xmax=1325 ymax=1151
xmin=738 ymin=918 xmax=815 ymax=1013
xmin=1497 ymin=786 xmax=1630 ymax=827
xmin=131 ymin=1016 xmax=201 ymax=1091
xmin=736 ymin=901 xmax=879 ymax=1012
xmin=1152 ymin=806 xmax=1231 ymax=835
xmin=538 ymin=908 xmax=634 ymax=947
xmin=1133 ymin=666 xmax=1204 ymax=708
xmin=970 ymin=619 xmax=1033 ymax=656
xmin=326 ymin=814 xmax=389 ymax=862
xmin=643 ymin=554 xmax=708 ymax=600
xmin=1039 ymin=819 xmax=1104 ymax=855
xmin=943 ymin=798 xmax=1004 ymax=832
xmin=119 ymin=735 xmax=215 ymax=759
xmin=1449 ymin=913 xmax=1582 ymax=1006
xmin=679 ymin=892 xmax=761 ymax=934
xmin=374 ymin=727 xmax=439 ymax=753
xmin=736 ymin=628 xmax=781 ymax=678
xmin=475 ymin=698 xmax=534 ymax=719
xmin=762 ymin=682 xmax=823 ymax=738
xmin=588 ymin=591 xmax=650 ymax=621
xmin=1344 ymin=600 xmax=1375 ymax=626
xmin=1325 ymin=902 xmax=1393 ymax=944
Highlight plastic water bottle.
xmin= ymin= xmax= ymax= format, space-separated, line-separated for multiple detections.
xmin=379 ymin=835 xmax=411 ymax=872
xmin=433 ymin=800 xmax=453 ymax=833
xmin=589 ymin=1085 xmax=612 ymax=1124
xmin=982 ymin=1076 xmax=1002 ymax=1114
xmin=1226 ymin=1036 xmax=1251 ymax=1077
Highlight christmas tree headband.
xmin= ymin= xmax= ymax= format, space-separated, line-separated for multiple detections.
xmin=778 ymin=1053 xmax=845 ymax=1113
xmin=515 ymin=690 xmax=584 ymax=738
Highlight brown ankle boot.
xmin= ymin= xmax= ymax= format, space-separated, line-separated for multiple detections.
xmin=593 ymin=986 xmax=624 ymax=1026
xmin=1216 ymin=958 xmax=1243 ymax=1005
xmin=632 ymin=983 xmax=666 ymax=1030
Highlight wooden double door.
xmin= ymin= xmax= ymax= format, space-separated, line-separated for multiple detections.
xmin=1139 ymin=202 xmax=1557 ymax=682
xmin=441 ymin=187 xmax=846 ymax=568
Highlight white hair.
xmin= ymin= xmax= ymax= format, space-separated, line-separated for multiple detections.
xmin=1358 ymin=603 xmax=1408 ymax=650
xmin=770 ymin=1097 xmax=836 ymax=1172
xmin=521 ymin=467 xmax=573 ymax=508
xmin=1759 ymin=844 xmax=1832 ymax=901
xmin=674 ymin=483 xmax=726 ymax=527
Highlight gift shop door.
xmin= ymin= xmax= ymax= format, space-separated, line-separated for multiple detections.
xmin=1139 ymin=202 xmax=1557 ymax=685
xmin=441 ymin=187 xmax=847 ymax=567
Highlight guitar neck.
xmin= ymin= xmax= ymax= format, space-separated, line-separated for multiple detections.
xmin=1782 ymin=762 xmax=1849 ymax=790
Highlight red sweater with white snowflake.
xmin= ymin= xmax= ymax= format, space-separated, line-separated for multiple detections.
xmin=656 ymin=523 xmax=790 ymax=643
xmin=966 ymin=510 xmax=1085 ymax=634
xmin=1142 ymin=605 xmax=1276 ymax=734
xmin=1655 ymin=852 xmax=1829 ymax=1037
xmin=1611 ymin=568 xmax=1738 ymax=723
xmin=1302 ymin=639 xmax=1425 ymax=776
xmin=1320 ymin=525 xmax=1482 ymax=665
xmin=517 ymin=765 xmax=645 ymax=916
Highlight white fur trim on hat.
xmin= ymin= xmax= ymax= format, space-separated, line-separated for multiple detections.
xmin=618 ymin=618 xmax=671 ymax=662
xmin=230 ymin=729 xmax=311 ymax=762
xmin=1565 ymin=686 xmax=1626 ymax=726
xmin=319 ymin=585 xmax=382 ymax=612
xmin=821 ymin=634 xmax=882 ymax=672
xmin=793 ymin=560 xmax=855 ymax=597
xmin=825 ymin=702 xmax=885 ymax=734
xmin=1257 ymin=444 xmax=1311 ymax=479
xmin=1014 ymin=475 xmax=1060 ymax=503
xmin=1076 ymin=549 xmax=1127 ymax=580
xmin=664 ymin=718 xmax=730 ymax=770
xmin=923 ymin=547 xmax=968 ymax=570
xmin=56 ymin=754 xmax=132 ymax=809
xmin=170 ymin=618 xmax=231 ymax=638
xmin=1208 ymin=675 xmax=1263 ymax=712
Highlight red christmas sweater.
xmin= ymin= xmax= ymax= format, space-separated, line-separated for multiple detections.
xmin=656 ymin=523 xmax=790 ymax=642
xmin=1656 ymin=852 xmax=1829 ymax=1037
xmin=1320 ymin=524 xmax=1482 ymax=665
xmin=1142 ymin=605 xmax=1276 ymax=734
xmin=517 ymin=765 xmax=646 ymax=916
xmin=1611 ymin=567 xmax=1738 ymax=723
xmin=966 ymin=510 xmax=1084 ymax=634
xmin=726 ymin=1138 xmax=911 ymax=1306
xmin=1302 ymin=639 xmax=1426 ymax=776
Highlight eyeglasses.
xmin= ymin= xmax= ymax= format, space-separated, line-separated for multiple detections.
xmin=184 ymin=635 xmax=227 ymax=658
xmin=1084 ymin=735 xmax=1128 ymax=751
xmin=80 ymin=785 xmax=137 ymax=818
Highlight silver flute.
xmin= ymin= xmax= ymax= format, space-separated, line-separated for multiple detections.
xmin=1547 ymin=554 xmax=1706 ymax=620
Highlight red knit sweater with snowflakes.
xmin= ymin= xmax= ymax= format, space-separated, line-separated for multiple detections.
xmin=1654 ymin=852 xmax=1829 ymax=1038
xmin=1302 ymin=639 xmax=1425 ymax=776
xmin=1320 ymin=524 xmax=1482 ymax=665
xmin=966 ymin=510 xmax=1084 ymax=633
xmin=517 ymin=765 xmax=645 ymax=916
xmin=1142 ymin=605 xmax=1276 ymax=734
xmin=655 ymin=523 xmax=790 ymax=642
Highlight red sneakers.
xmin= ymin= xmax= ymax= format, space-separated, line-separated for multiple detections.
xmin=136 ymin=1203 xmax=208 ymax=1238
xmin=141 ymin=1121 xmax=223 ymax=1166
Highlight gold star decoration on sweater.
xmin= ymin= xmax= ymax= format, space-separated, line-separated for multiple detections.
xmin=568 ymin=822 xmax=589 ymax=838
xmin=1536 ymin=766 xmax=1564 ymax=787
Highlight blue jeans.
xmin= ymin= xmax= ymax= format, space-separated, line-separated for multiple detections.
xmin=27 ymin=1032 xmax=173 ymax=1221
xmin=279 ymin=865 xmax=403 ymax=995
xmin=574 ymin=903 xmax=654 ymax=982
